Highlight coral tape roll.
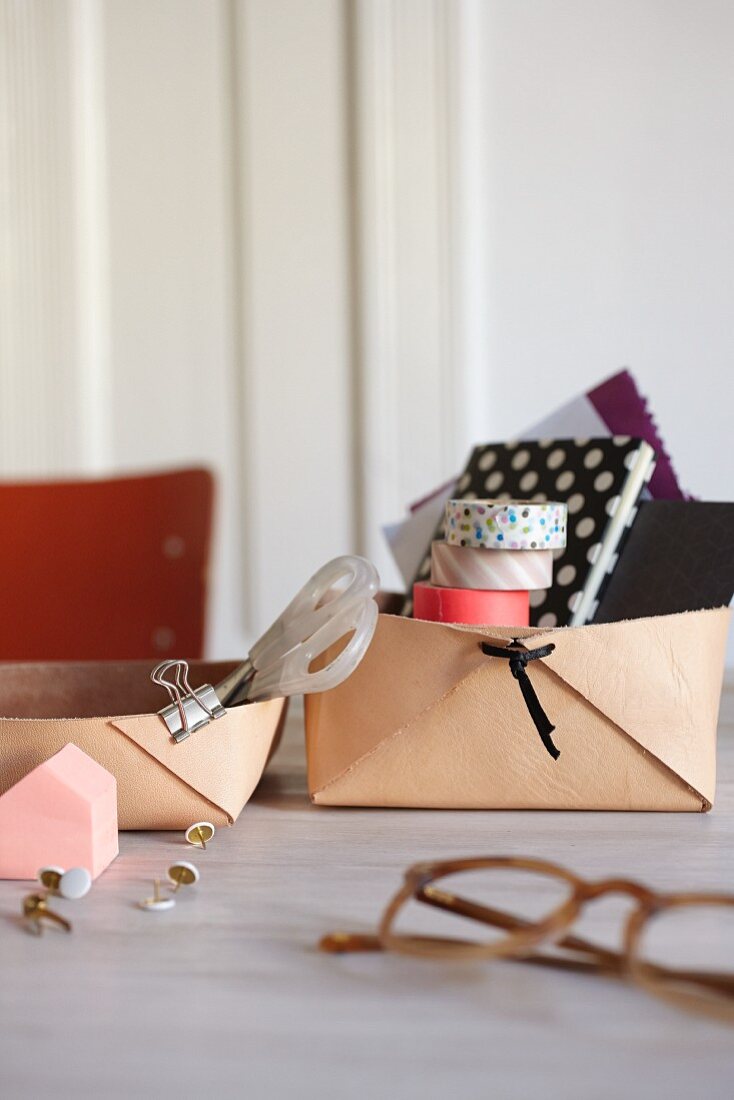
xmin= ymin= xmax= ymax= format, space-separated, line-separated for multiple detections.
xmin=445 ymin=499 xmax=567 ymax=551
xmin=430 ymin=541 xmax=554 ymax=592
xmin=413 ymin=582 xmax=530 ymax=627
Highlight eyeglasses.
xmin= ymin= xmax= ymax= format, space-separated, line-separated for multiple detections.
xmin=320 ymin=856 xmax=734 ymax=1022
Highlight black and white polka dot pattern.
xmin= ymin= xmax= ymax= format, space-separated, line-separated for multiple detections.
xmin=402 ymin=436 xmax=650 ymax=628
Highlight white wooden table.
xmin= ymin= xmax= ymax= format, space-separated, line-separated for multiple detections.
xmin=2 ymin=687 xmax=733 ymax=1099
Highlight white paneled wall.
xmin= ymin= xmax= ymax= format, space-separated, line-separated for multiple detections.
xmin=0 ymin=1 xmax=81 ymax=469
xmin=1 ymin=0 xmax=732 ymax=657
xmin=101 ymin=0 xmax=246 ymax=656
xmin=351 ymin=0 xmax=488 ymax=569
xmin=477 ymin=0 xmax=734 ymax=503
xmin=0 ymin=0 xmax=481 ymax=655
xmin=232 ymin=0 xmax=355 ymax=627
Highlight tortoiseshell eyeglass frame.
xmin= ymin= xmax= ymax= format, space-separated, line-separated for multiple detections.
xmin=320 ymin=855 xmax=734 ymax=1023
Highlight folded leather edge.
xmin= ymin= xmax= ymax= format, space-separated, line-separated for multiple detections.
xmin=108 ymin=714 xmax=237 ymax=824
xmin=357 ymin=612 xmax=724 ymax=805
xmin=309 ymin=636 xmax=709 ymax=809
xmin=107 ymin=712 xmax=246 ymax=827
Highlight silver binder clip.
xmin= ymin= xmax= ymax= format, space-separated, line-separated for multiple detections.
xmin=151 ymin=659 xmax=226 ymax=743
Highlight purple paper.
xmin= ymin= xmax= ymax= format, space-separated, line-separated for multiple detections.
xmin=588 ymin=370 xmax=687 ymax=500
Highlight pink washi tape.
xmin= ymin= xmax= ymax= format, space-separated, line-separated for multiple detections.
xmin=430 ymin=541 xmax=553 ymax=591
xmin=413 ymin=582 xmax=530 ymax=627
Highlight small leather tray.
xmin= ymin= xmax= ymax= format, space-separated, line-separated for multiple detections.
xmin=0 ymin=661 xmax=287 ymax=829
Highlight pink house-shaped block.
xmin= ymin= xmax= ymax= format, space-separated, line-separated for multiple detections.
xmin=0 ymin=743 xmax=118 ymax=880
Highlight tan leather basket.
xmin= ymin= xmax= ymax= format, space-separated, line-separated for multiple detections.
xmin=305 ymin=607 xmax=730 ymax=812
xmin=0 ymin=661 xmax=287 ymax=829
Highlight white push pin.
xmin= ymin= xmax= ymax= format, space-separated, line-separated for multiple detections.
xmin=185 ymin=821 xmax=215 ymax=850
xmin=139 ymin=879 xmax=176 ymax=912
xmin=38 ymin=866 xmax=92 ymax=900
xmin=58 ymin=867 xmax=92 ymax=900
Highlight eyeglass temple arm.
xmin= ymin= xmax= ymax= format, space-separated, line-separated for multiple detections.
xmin=320 ymin=889 xmax=734 ymax=993
xmin=318 ymin=889 xmax=617 ymax=969
xmin=419 ymin=888 xmax=734 ymax=993
xmin=318 ymin=889 xmax=620 ymax=975
xmin=319 ymin=927 xmax=610 ymax=976
xmin=631 ymin=960 xmax=734 ymax=996
xmin=417 ymin=886 xmax=624 ymax=973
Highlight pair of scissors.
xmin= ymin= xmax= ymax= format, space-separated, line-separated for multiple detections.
xmin=215 ymin=554 xmax=380 ymax=705
xmin=152 ymin=555 xmax=380 ymax=740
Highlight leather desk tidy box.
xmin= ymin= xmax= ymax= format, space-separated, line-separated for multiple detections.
xmin=0 ymin=661 xmax=287 ymax=830
xmin=305 ymin=607 xmax=730 ymax=812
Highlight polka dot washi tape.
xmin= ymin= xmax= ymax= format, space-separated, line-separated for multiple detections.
xmin=402 ymin=436 xmax=653 ymax=630
xmin=430 ymin=541 xmax=554 ymax=591
xmin=444 ymin=499 xmax=567 ymax=551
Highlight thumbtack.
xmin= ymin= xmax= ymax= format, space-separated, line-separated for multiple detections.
xmin=139 ymin=879 xmax=176 ymax=912
xmin=38 ymin=866 xmax=65 ymax=892
xmin=185 ymin=821 xmax=215 ymax=850
xmin=22 ymin=893 xmax=72 ymax=935
xmin=167 ymin=861 xmax=200 ymax=893
xmin=37 ymin=866 xmax=92 ymax=900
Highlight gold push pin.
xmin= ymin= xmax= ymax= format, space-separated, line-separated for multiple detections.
xmin=185 ymin=821 xmax=215 ymax=850
xmin=167 ymin=861 xmax=200 ymax=893
xmin=139 ymin=879 xmax=176 ymax=912
xmin=38 ymin=866 xmax=92 ymax=900
xmin=38 ymin=866 xmax=65 ymax=893
xmin=22 ymin=893 xmax=72 ymax=935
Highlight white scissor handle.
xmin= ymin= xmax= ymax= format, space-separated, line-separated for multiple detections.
xmin=248 ymin=555 xmax=379 ymax=674
xmin=247 ymin=593 xmax=379 ymax=700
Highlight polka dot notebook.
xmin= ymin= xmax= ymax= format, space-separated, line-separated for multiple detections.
xmin=402 ymin=436 xmax=657 ymax=628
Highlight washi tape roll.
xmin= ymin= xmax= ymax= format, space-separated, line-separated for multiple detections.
xmin=445 ymin=499 xmax=567 ymax=550
xmin=413 ymin=582 xmax=530 ymax=627
xmin=430 ymin=541 xmax=554 ymax=591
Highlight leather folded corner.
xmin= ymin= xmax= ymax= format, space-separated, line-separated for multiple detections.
xmin=110 ymin=696 xmax=286 ymax=828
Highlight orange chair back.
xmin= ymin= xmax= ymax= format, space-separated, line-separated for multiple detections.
xmin=0 ymin=468 xmax=214 ymax=660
